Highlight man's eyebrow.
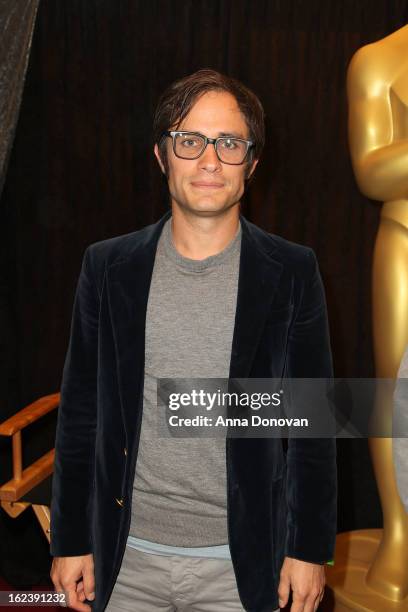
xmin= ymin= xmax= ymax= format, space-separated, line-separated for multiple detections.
xmin=217 ymin=131 xmax=247 ymax=138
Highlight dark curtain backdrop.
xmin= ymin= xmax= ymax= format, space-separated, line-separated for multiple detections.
xmin=1 ymin=0 xmax=408 ymax=586
xmin=0 ymin=0 xmax=40 ymax=196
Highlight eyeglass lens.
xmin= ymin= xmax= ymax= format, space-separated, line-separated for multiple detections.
xmin=173 ymin=133 xmax=248 ymax=164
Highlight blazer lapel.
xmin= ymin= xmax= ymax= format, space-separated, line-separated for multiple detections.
xmin=105 ymin=210 xmax=171 ymax=443
xmin=229 ymin=215 xmax=283 ymax=378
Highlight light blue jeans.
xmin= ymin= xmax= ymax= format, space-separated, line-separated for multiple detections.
xmin=105 ymin=545 xmax=279 ymax=611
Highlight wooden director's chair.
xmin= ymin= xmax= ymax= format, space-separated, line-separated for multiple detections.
xmin=0 ymin=393 xmax=60 ymax=543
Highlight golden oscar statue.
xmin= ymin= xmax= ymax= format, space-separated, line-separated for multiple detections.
xmin=324 ymin=23 xmax=408 ymax=612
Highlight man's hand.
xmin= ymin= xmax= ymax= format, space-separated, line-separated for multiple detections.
xmin=50 ymin=554 xmax=95 ymax=611
xmin=278 ymin=556 xmax=325 ymax=611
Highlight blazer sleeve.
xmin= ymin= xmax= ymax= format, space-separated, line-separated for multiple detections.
xmin=50 ymin=246 xmax=99 ymax=557
xmin=284 ymin=248 xmax=337 ymax=564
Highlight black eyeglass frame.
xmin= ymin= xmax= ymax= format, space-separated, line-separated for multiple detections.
xmin=162 ymin=130 xmax=255 ymax=165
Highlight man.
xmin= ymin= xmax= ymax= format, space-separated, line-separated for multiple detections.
xmin=50 ymin=69 xmax=337 ymax=612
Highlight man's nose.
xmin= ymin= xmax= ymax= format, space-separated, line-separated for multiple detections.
xmin=199 ymin=143 xmax=222 ymax=172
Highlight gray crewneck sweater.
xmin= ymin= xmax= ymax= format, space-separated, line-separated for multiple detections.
xmin=129 ymin=216 xmax=242 ymax=545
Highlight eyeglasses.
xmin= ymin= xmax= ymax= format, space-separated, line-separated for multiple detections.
xmin=163 ymin=131 xmax=254 ymax=165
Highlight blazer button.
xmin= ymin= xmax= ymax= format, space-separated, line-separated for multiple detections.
xmin=115 ymin=497 xmax=125 ymax=507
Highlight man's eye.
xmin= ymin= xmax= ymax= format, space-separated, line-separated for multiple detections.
xmin=221 ymin=139 xmax=238 ymax=149
xmin=181 ymin=138 xmax=200 ymax=147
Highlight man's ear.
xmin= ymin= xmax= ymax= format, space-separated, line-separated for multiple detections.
xmin=246 ymin=157 xmax=259 ymax=180
xmin=154 ymin=143 xmax=166 ymax=174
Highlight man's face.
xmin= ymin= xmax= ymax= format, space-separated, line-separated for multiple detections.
xmin=154 ymin=90 xmax=258 ymax=217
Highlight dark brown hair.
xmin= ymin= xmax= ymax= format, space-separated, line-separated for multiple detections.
xmin=153 ymin=68 xmax=265 ymax=178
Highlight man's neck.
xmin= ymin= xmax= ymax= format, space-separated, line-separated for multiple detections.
xmin=170 ymin=204 xmax=241 ymax=260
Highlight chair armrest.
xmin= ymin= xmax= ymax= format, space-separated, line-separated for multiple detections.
xmin=0 ymin=393 xmax=60 ymax=436
xmin=0 ymin=393 xmax=60 ymax=501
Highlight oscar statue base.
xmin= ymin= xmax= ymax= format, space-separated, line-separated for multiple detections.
xmin=321 ymin=529 xmax=408 ymax=611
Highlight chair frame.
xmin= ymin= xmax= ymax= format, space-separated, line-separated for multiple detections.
xmin=0 ymin=393 xmax=59 ymax=543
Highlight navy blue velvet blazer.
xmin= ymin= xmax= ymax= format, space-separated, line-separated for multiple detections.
xmin=50 ymin=209 xmax=337 ymax=612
